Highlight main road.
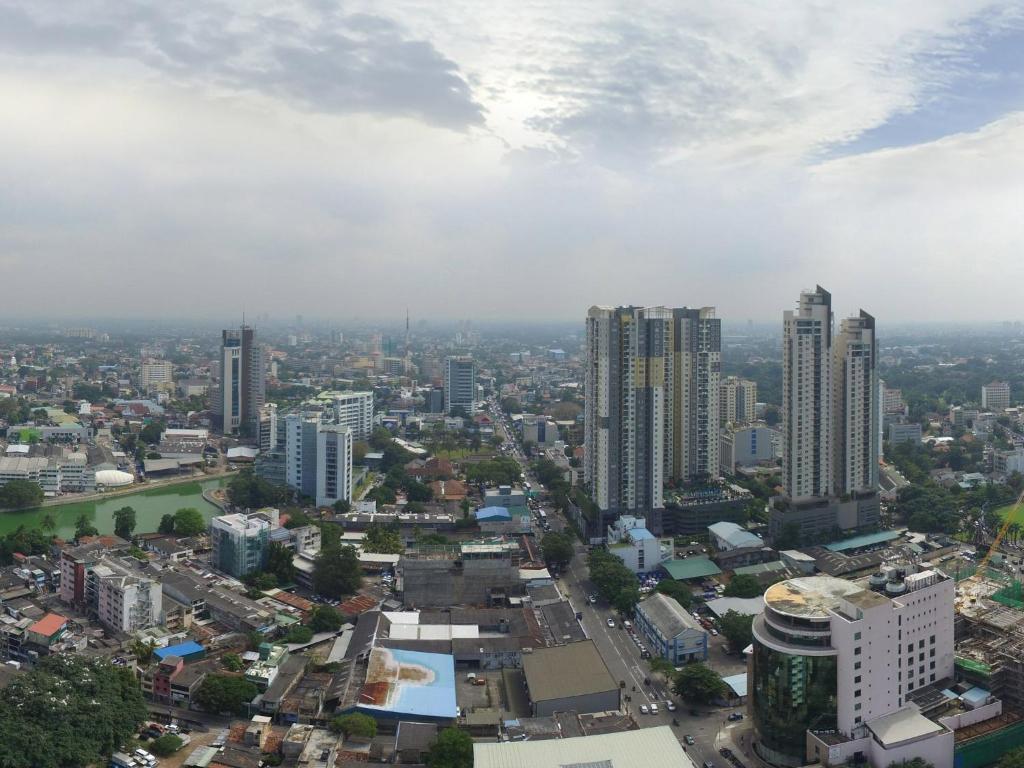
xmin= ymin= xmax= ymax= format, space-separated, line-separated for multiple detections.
xmin=485 ymin=397 xmax=751 ymax=767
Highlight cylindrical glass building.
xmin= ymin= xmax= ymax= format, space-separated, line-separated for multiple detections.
xmin=751 ymin=576 xmax=862 ymax=766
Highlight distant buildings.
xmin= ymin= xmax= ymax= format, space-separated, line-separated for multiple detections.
xmin=256 ymin=403 xmax=277 ymax=453
xmin=888 ymin=423 xmax=923 ymax=445
xmin=583 ymin=304 xmax=721 ymax=537
xmin=719 ymin=424 xmax=780 ymax=474
xmin=444 ymin=356 xmax=477 ymax=415
xmin=214 ymin=326 xmax=266 ymax=435
xmin=139 ymin=359 xmax=174 ymax=391
xmin=721 ymin=376 xmax=757 ymax=426
xmin=982 ymin=381 xmax=1011 ymax=411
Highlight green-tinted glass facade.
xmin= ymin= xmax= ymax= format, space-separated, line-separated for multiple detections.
xmin=752 ymin=639 xmax=838 ymax=767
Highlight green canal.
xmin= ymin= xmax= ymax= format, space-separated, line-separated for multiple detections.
xmin=0 ymin=477 xmax=227 ymax=540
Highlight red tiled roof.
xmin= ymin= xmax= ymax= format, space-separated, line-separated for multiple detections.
xmin=28 ymin=613 xmax=67 ymax=637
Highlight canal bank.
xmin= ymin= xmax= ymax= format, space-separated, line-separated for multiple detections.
xmin=0 ymin=476 xmax=230 ymax=541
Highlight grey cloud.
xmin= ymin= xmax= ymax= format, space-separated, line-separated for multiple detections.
xmin=0 ymin=1 xmax=483 ymax=129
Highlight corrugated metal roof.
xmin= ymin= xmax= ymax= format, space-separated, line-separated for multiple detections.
xmin=474 ymin=726 xmax=695 ymax=768
xmin=659 ymin=557 xmax=722 ymax=580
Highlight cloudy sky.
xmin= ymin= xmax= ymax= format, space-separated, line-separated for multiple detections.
xmin=2 ymin=1 xmax=1023 ymax=323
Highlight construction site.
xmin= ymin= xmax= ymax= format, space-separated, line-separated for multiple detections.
xmin=951 ymin=497 xmax=1024 ymax=768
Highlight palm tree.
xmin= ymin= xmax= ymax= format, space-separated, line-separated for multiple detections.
xmin=40 ymin=514 xmax=57 ymax=537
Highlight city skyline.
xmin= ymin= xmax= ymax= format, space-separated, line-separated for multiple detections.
xmin=2 ymin=2 xmax=1023 ymax=321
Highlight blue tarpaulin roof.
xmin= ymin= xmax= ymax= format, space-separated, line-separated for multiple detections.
xmin=155 ymin=641 xmax=205 ymax=660
xmin=475 ymin=506 xmax=511 ymax=521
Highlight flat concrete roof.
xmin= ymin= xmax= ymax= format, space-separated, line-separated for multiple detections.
xmin=763 ymin=575 xmax=867 ymax=619
xmin=474 ymin=726 xmax=695 ymax=768
xmin=866 ymin=707 xmax=945 ymax=747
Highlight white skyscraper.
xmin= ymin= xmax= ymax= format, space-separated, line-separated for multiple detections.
xmin=444 ymin=356 xmax=477 ymax=415
xmin=320 ymin=390 xmax=374 ymax=441
xmin=834 ymin=311 xmax=878 ymax=496
xmin=782 ymin=286 xmax=833 ymax=502
xmin=316 ymin=424 xmax=353 ymax=508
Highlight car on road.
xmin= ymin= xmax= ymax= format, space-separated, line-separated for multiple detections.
xmin=728 ymin=712 xmax=744 ymax=721
xmin=649 ymin=703 xmax=659 ymax=715
xmin=665 ymin=700 xmax=677 ymax=711
xmin=684 ymin=735 xmax=695 ymax=745
xmin=704 ymin=762 xmax=715 ymax=768
xmin=720 ymin=748 xmax=733 ymax=758
xmin=639 ymin=704 xmax=649 ymax=715
xmin=623 ymin=620 xmax=632 ymax=630
xmin=606 ymin=618 xmax=615 ymax=628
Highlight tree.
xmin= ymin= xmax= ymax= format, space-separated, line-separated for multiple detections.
xmin=173 ymin=507 xmax=206 ymax=537
xmin=718 ymin=610 xmax=755 ymax=652
xmin=424 ymin=727 xmax=474 ymax=768
xmin=139 ymin=420 xmax=164 ymax=445
xmin=150 ymin=734 xmax=184 ymax=757
xmin=310 ymin=605 xmax=344 ymax=633
xmin=158 ymin=513 xmax=176 ymax=534
xmin=0 ymin=479 xmax=44 ymax=510
xmin=227 ymin=468 xmax=287 ymax=509
xmin=194 ymin=674 xmax=258 ymax=714
xmin=773 ymin=521 xmax=802 ymax=549
xmin=221 ymin=653 xmax=244 ymax=672
xmin=540 ymin=532 xmax=574 ymax=568
xmin=286 ymin=625 xmax=314 ymax=643
xmin=112 ymin=506 xmax=136 ymax=540
xmin=723 ymin=573 xmax=762 ymax=598
xmin=313 ymin=544 xmax=362 ymax=599
xmin=333 ymin=499 xmax=352 ymax=513
xmin=363 ymin=522 xmax=404 ymax=554
xmin=673 ymin=662 xmax=727 ymax=703
xmin=266 ymin=541 xmax=297 ymax=584
xmin=74 ymin=514 xmax=99 ymax=539
xmin=889 ymin=760 xmax=936 ymax=768
xmin=330 ymin=712 xmax=377 ymax=739
xmin=40 ymin=513 xmax=57 ymax=535
xmin=655 ymin=579 xmax=693 ymax=610
xmin=649 ymin=657 xmax=676 ymax=677
xmin=998 ymin=748 xmax=1024 ymax=768
xmin=587 ymin=549 xmax=640 ymax=613
xmin=0 ymin=656 xmax=147 ymax=768
xmin=366 ymin=485 xmax=397 ymax=506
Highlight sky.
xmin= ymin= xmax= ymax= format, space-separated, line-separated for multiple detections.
xmin=1 ymin=1 xmax=1023 ymax=324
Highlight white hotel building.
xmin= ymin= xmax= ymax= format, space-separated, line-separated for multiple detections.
xmin=751 ymin=571 xmax=956 ymax=768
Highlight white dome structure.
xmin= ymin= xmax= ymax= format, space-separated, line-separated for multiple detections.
xmin=95 ymin=469 xmax=134 ymax=488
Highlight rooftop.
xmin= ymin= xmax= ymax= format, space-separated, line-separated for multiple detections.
xmin=522 ymin=640 xmax=618 ymax=703
xmin=27 ymin=613 xmax=67 ymax=637
xmin=824 ymin=529 xmax=903 ymax=553
xmin=763 ymin=575 xmax=870 ymax=619
xmin=660 ymin=557 xmax=722 ymax=581
xmin=473 ymin=725 xmax=695 ymax=768
xmin=866 ymin=706 xmax=946 ymax=747
xmin=637 ymin=592 xmax=705 ymax=638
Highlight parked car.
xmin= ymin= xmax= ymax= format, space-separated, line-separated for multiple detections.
xmin=684 ymin=735 xmax=695 ymax=745
xmin=649 ymin=703 xmax=659 ymax=715
xmin=607 ymin=618 xmax=615 ymax=628
xmin=665 ymin=700 xmax=677 ymax=711
xmin=640 ymin=704 xmax=650 ymax=714
xmin=728 ymin=712 xmax=744 ymax=721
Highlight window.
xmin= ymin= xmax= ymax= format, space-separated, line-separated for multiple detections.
xmin=930 ymin=661 xmax=936 ymax=670
xmin=930 ymin=648 xmax=935 ymax=658
xmin=919 ymin=653 xmax=925 ymax=662
xmin=930 ymin=674 xmax=936 ymax=682
xmin=854 ymin=676 xmax=862 ymax=684
xmin=855 ymin=703 xmax=862 ymax=711
xmin=930 ymin=635 xmax=936 ymax=644
xmin=855 ymin=661 xmax=862 ymax=670
xmin=854 ymin=647 xmax=862 ymax=656
xmin=919 ymin=640 xmax=925 ymax=649
xmin=908 ymin=683 xmax=915 ymax=691
xmin=907 ymin=643 xmax=913 ymax=653
xmin=855 ymin=690 xmax=862 ymax=698
xmin=854 ymin=632 xmax=862 ymax=641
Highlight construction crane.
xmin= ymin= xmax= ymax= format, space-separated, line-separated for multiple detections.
xmin=969 ymin=488 xmax=1024 ymax=581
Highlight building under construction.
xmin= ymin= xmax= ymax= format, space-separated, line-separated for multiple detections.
xmin=397 ymin=540 xmax=523 ymax=608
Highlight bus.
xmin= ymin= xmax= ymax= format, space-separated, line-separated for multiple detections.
xmin=539 ymin=510 xmax=547 ymax=520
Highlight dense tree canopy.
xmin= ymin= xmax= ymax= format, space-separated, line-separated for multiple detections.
xmin=149 ymin=734 xmax=184 ymax=757
xmin=673 ymin=662 xmax=727 ymax=703
xmin=313 ymin=543 xmax=362 ymax=599
xmin=424 ymin=727 xmax=474 ymax=768
xmin=723 ymin=573 xmax=763 ymax=598
xmin=363 ymin=522 xmax=404 ymax=554
xmin=173 ymin=507 xmax=207 ymax=537
xmin=310 ymin=605 xmax=345 ymax=633
xmin=587 ymin=549 xmax=640 ymax=613
xmin=227 ymin=469 xmax=288 ymax=509
xmin=655 ymin=579 xmax=693 ymax=610
xmin=465 ymin=457 xmax=522 ymax=486
xmin=718 ymin=610 xmax=755 ymax=652
xmin=266 ymin=541 xmax=297 ymax=584
xmin=158 ymin=513 xmax=176 ymax=534
xmin=74 ymin=514 xmax=99 ymax=539
xmin=139 ymin=420 xmax=164 ymax=445
xmin=0 ymin=656 xmax=147 ymax=768
xmin=194 ymin=674 xmax=258 ymax=714
xmin=0 ymin=479 xmax=44 ymax=510
xmin=112 ymin=506 xmax=136 ymax=540
xmin=330 ymin=712 xmax=377 ymax=739
xmin=540 ymin=532 xmax=574 ymax=568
